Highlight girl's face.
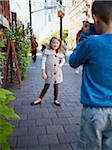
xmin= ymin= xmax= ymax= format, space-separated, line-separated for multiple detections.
xmin=51 ymin=38 xmax=60 ymax=50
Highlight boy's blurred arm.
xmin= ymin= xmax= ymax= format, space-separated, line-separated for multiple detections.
xmin=79 ymin=32 xmax=91 ymax=42
xmin=69 ymin=39 xmax=91 ymax=68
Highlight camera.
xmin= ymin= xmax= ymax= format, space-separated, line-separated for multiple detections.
xmin=89 ymin=23 xmax=96 ymax=35
xmin=83 ymin=21 xmax=96 ymax=35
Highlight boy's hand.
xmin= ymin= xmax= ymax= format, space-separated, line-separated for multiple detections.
xmin=42 ymin=69 xmax=47 ymax=80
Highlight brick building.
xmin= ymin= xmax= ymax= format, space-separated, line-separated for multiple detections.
xmin=68 ymin=0 xmax=94 ymax=49
xmin=0 ymin=0 xmax=10 ymax=52
xmin=0 ymin=0 xmax=10 ymax=29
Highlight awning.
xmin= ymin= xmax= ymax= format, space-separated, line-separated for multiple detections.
xmin=0 ymin=14 xmax=10 ymax=29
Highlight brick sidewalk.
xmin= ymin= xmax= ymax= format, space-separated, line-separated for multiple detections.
xmin=9 ymin=55 xmax=82 ymax=150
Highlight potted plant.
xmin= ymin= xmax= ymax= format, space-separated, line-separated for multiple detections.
xmin=5 ymin=26 xmax=30 ymax=80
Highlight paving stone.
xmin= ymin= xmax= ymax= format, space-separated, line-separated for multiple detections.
xmin=34 ymin=108 xmax=49 ymax=113
xmin=8 ymin=137 xmax=17 ymax=147
xmin=18 ymin=120 xmax=35 ymax=127
xmin=28 ymin=126 xmax=46 ymax=135
xmin=19 ymin=114 xmax=27 ymax=120
xmin=10 ymin=120 xmax=19 ymax=127
xmin=28 ymin=112 xmax=42 ymax=119
xmin=42 ymin=112 xmax=57 ymax=118
xmin=48 ymin=107 xmax=63 ymax=112
xmin=46 ymin=125 xmax=64 ymax=134
xmin=63 ymin=124 xmax=80 ymax=134
xmin=50 ymin=144 xmax=73 ymax=150
xmin=12 ymin=127 xmax=27 ymax=136
xmin=51 ymin=118 xmax=70 ymax=125
xmin=27 ymin=145 xmax=50 ymax=150
xmin=11 ymin=147 xmax=27 ymax=150
xmin=39 ymin=135 xmax=59 ymax=145
xmin=36 ymin=118 xmax=52 ymax=126
xmin=15 ymin=106 xmax=34 ymax=114
xmin=56 ymin=111 xmax=72 ymax=118
xmin=68 ymin=117 xmax=76 ymax=124
xmin=17 ymin=136 xmax=38 ymax=147
xmin=57 ymin=133 xmax=77 ymax=143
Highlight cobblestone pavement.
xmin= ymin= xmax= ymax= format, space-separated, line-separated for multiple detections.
xmin=8 ymin=53 xmax=82 ymax=150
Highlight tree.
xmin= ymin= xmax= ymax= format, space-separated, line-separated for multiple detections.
xmin=50 ymin=29 xmax=68 ymax=42
xmin=41 ymin=29 xmax=68 ymax=45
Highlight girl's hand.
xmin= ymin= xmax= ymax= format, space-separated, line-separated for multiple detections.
xmin=42 ymin=69 xmax=47 ymax=80
xmin=57 ymin=64 xmax=61 ymax=68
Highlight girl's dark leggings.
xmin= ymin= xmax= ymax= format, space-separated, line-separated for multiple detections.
xmin=39 ymin=83 xmax=59 ymax=100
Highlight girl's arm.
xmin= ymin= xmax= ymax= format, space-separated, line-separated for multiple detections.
xmin=59 ymin=56 xmax=65 ymax=67
xmin=41 ymin=55 xmax=47 ymax=80
xmin=41 ymin=55 xmax=46 ymax=70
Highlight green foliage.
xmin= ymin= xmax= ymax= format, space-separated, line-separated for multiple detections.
xmin=5 ymin=26 xmax=30 ymax=80
xmin=50 ymin=30 xmax=60 ymax=39
xmin=5 ymin=26 xmax=25 ymax=42
xmin=0 ymin=40 xmax=5 ymax=48
xmin=41 ymin=29 xmax=68 ymax=45
xmin=0 ymin=88 xmax=20 ymax=150
xmin=41 ymin=37 xmax=50 ymax=45
xmin=50 ymin=29 xmax=68 ymax=41
xmin=0 ymin=31 xmax=4 ymax=36
xmin=17 ymin=40 xmax=30 ymax=80
xmin=0 ymin=53 xmax=5 ymax=62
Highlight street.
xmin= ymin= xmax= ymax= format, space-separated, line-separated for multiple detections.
xmin=9 ymin=53 xmax=82 ymax=150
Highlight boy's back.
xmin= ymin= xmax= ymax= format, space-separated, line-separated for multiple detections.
xmin=78 ymin=34 xmax=112 ymax=107
xmin=69 ymin=1 xmax=112 ymax=150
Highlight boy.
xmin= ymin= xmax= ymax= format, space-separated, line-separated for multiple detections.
xmin=69 ymin=1 xmax=112 ymax=150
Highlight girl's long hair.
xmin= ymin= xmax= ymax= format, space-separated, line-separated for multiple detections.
xmin=49 ymin=37 xmax=63 ymax=53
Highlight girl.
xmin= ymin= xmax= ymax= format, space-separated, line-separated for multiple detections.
xmin=31 ymin=37 xmax=65 ymax=106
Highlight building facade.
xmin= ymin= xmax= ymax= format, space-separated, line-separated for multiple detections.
xmin=0 ymin=0 xmax=10 ymax=51
xmin=0 ymin=0 xmax=10 ymax=29
xmin=32 ymin=0 xmax=71 ymax=41
xmin=68 ymin=0 xmax=94 ymax=49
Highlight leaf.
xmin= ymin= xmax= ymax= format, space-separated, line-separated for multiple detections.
xmin=0 ymin=88 xmax=13 ymax=95
xmin=0 ymin=118 xmax=12 ymax=150
xmin=0 ymin=40 xmax=5 ymax=48
xmin=0 ymin=88 xmax=15 ymax=104
xmin=0 ymin=93 xmax=6 ymax=102
xmin=0 ymin=87 xmax=20 ymax=150
xmin=0 ymin=118 xmax=13 ymax=137
xmin=0 ymin=54 xmax=5 ymax=62
xmin=0 ymin=31 xmax=4 ymax=36
xmin=0 ymin=106 xmax=20 ymax=120
xmin=2 ymin=96 xmax=16 ymax=105
xmin=0 ymin=142 xmax=10 ymax=150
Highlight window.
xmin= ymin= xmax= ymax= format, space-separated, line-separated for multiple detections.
xmin=48 ymin=14 xmax=51 ymax=22
xmin=72 ymin=0 xmax=74 ymax=5
xmin=72 ymin=0 xmax=77 ymax=6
